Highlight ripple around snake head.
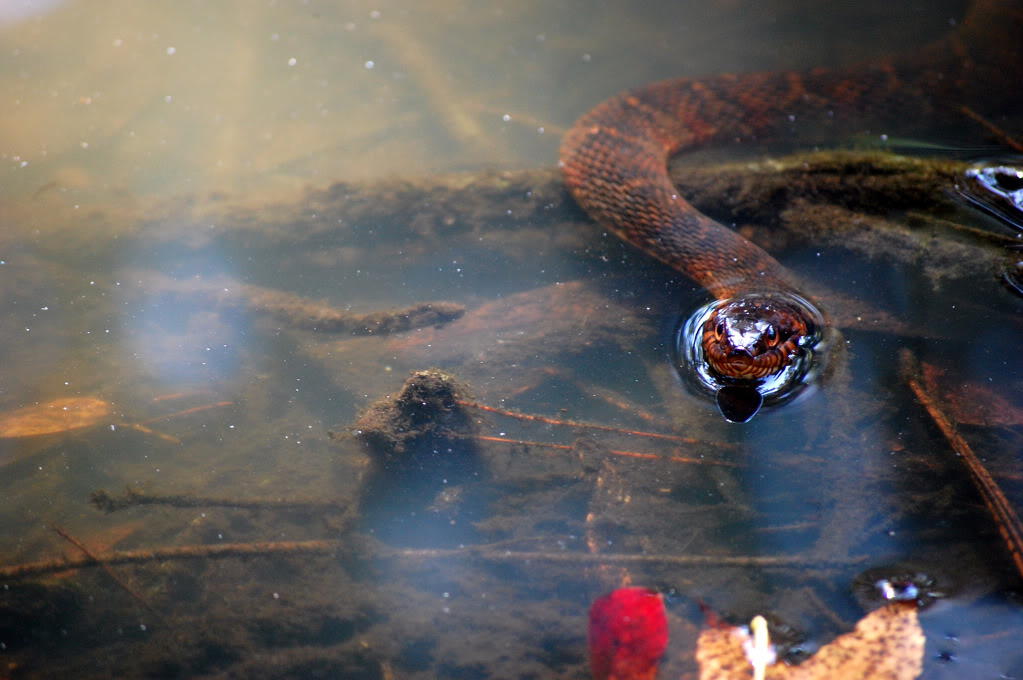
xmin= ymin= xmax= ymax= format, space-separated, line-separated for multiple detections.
xmin=953 ymin=159 xmax=1023 ymax=297
xmin=955 ymin=160 xmax=1023 ymax=232
xmin=674 ymin=291 xmax=831 ymax=422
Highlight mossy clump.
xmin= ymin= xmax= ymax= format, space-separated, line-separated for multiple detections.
xmin=349 ymin=369 xmax=476 ymax=463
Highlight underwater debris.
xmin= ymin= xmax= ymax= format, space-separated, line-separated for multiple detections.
xmin=348 ymin=369 xmax=477 ymax=462
xmin=902 ymin=349 xmax=1023 ymax=582
xmin=147 ymin=274 xmax=466 ymax=335
xmin=88 ymin=487 xmax=348 ymax=514
xmin=345 ymin=370 xmax=484 ymax=527
xmin=242 ymin=288 xmax=465 ymax=334
xmin=0 ymin=540 xmax=339 ymax=580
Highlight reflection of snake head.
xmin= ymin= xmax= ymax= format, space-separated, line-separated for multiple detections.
xmin=701 ymin=297 xmax=811 ymax=380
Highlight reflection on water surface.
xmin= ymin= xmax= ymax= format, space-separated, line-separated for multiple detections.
xmin=1 ymin=1 xmax=1022 ymax=678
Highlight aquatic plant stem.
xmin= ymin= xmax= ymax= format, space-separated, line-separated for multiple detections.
xmin=902 ymin=350 xmax=1023 ymax=581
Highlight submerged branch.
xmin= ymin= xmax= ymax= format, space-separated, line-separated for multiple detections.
xmin=89 ymin=488 xmax=349 ymax=514
xmin=0 ymin=540 xmax=340 ymax=580
xmin=378 ymin=545 xmax=864 ymax=571
xmin=0 ymin=536 xmax=859 ymax=581
xmin=901 ymin=349 xmax=1023 ymax=581
xmin=49 ymin=524 xmax=152 ymax=608
xmin=241 ymin=286 xmax=465 ymax=334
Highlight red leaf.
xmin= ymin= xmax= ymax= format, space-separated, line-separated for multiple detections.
xmin=589 ymin=587 xmax=669 ymax=680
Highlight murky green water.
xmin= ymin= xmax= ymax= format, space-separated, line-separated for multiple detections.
xmin=1 ymin=1 xmax=1021 ymax=678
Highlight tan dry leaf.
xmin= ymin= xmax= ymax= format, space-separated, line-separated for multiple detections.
xmin=696 ymin=603 xmax=923 ymax=680
xmin=0 ymin=397 xmax=112 ymax=438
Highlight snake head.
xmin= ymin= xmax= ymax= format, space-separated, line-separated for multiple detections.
xmin=701 ymin=298 xmax=808 ymax=380
xmin=676 ymin=292 xmax=828 ymax=422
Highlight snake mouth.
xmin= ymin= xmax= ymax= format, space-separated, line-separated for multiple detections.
xmin=703 ymin=346 xmax=792 ymax=380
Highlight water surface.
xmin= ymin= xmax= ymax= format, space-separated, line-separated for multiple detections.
xmin=1 ymin=1 xmax=1021 ymax=678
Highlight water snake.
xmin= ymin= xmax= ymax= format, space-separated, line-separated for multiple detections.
xmin=559 ymin=0 xmax=1023 ymax=421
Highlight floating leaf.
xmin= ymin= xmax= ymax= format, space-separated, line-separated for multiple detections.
xmin=695 ymin=603 xmax=923 ymax=680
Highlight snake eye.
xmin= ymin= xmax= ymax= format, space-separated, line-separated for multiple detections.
xmin=715 ymin=320 xmax=726 ymax=338
xmin=764 ymin=324 xmax=777 ymax=345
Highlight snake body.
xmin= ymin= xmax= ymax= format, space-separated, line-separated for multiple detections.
xmin=558 ymin=0 xmax=1021 ymax=417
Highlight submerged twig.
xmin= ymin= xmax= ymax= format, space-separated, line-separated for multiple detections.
xmin=243 ymin=286 xmax=465 ymax=334
xmin=0 ymin=537 xmax=857 ymax=581
xmin=150 ymin=275 xmax=464 ymax=335
xmin=89 ymin=488 xmax=348 ymax=515
xmin=376 ymin=544 xmax=863 ymax=571
xmin=137 ymin=400 xmax=234 ymax=426
xmin=960 ymin=105 xmax=1023 ymax=153
xmin=459 ymin=400 xmax=735 ymax=449
xmin=901 ymin=350 xmax=1023 ymax=581
xmin=463 ymin=434 xmax=738 ymax=467
xmin=49 ymin=524 xmax=152 ymax=608
xmin=0 ymin=540 xmax=339 ymax=580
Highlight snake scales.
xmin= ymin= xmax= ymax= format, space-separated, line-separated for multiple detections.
xmin=559 ymin=0 xmax=1022 ymax=419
